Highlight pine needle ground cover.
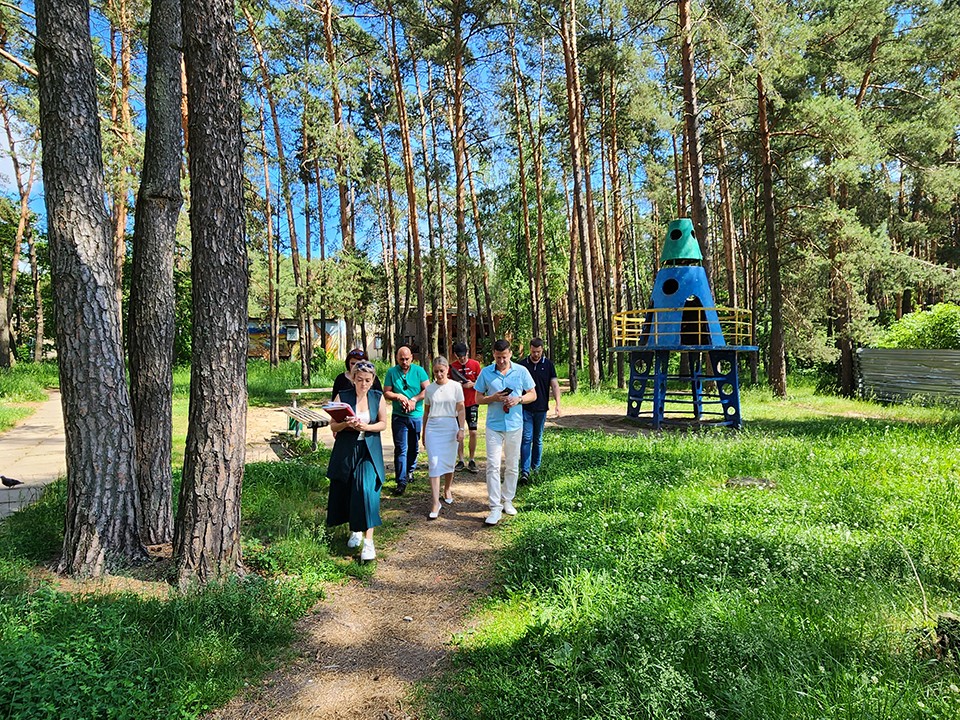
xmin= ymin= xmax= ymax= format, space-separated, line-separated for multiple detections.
xmin=423 ymin=385 xmax=960 ymax=719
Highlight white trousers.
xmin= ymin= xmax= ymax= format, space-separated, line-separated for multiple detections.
xmin=486 ymin=426 xmax=522 ymax=511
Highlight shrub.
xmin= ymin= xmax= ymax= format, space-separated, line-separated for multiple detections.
xmin=877 ymin=302 xmax=960 ymax=350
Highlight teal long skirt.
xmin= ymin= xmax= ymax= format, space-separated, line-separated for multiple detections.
xmin=326 ymin=439 xmax=382 ymax=532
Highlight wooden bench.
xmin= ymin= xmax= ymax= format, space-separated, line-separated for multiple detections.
xmin=282 ymin=407 xmax=329 ymax=451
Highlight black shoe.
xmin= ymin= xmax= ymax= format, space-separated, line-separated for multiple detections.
xmin=406 ymin=472 xmax=415 ymax=484
xmin=455 ymin=460 xmax=465 ymax=472
xmin=468 ymin=460 xmax=478 ymax=474
xmin=394 ymin=481 xmax=407 ymax=496
xmin=519 ymin=471 xmax=530 ymax=485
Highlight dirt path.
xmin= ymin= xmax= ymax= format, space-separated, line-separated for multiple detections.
xmin=1 ymin=397 xmax=629 ymax=719
xmin=209 ymin=461 xmax=495 ymax=720
xmin=212 ymin=403 xmax=638 ymax=720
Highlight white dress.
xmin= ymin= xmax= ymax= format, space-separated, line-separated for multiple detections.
xmin=424 ymin=381 xmax=464 ymax=476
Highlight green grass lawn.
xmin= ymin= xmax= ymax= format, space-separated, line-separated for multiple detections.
xmin=0 ymin=449 xmax=391 ymax=720
xmin=4 ymin=364 xmax=960 ymax=719
xmin=421 ymin=381 xmax=960 ymax=719
xmin=0 ymin=362 xmax=60 ymax=432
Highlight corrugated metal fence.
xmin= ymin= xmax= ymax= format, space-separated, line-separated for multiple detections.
xmin=856 ymin=349 xmax=960 ymax=403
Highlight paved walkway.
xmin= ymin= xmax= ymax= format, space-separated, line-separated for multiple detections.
xmin=0 ymin=391 xmax=66 ymax=520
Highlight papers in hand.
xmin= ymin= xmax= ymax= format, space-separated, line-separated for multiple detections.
xmin=321 ymin=402 xmax=356 ymax=423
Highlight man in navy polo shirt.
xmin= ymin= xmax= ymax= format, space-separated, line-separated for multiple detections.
xmin=518 ymin=337 xmax=562 ymax=484
xmin=475 ymin=339 xmax=536 ymax=526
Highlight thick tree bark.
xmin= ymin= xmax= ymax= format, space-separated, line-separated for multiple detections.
xmin=758 ymin=72 xmax=786 ymax=397
xmin=175 ymin=0 xmax=247 ymax=586
xmin=36 ymin=0 xmax=143 ymax=577
xmin=129 ymin=0 xmax=183 ymax=547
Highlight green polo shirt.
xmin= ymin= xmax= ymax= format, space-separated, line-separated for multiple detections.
xmin=383 ymin=363 xmax=430 ymax=418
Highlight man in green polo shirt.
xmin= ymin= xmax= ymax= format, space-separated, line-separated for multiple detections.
xmin=383 ymin=346 xmax=430 ymax=495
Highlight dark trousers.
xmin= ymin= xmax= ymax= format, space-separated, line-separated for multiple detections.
xmin=392 ymin=414 xmax=422 ymax=483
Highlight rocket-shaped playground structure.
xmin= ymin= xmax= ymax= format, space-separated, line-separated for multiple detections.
xmin=611 ymin=219 xmax=757 ymax=428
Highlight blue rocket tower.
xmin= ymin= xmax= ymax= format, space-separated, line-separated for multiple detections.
xmin=612 ymin=219 xmax=756 ymax=428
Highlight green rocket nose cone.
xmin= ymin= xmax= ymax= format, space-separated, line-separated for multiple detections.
xmin=661 ymin=218 xmax=702 ymax=264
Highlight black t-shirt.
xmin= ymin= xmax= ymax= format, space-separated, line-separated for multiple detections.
xmin=518 ymin=355 xmax=557 ymax=413
xmin=331 ymin=372 xmax=382 ymax=401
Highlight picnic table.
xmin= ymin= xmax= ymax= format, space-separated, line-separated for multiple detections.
xmin=283 ymin=388 xmax=333 ymax=450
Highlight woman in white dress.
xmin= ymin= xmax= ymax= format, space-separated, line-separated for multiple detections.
xmin=421 ymin=356 xmax=466 ymax=519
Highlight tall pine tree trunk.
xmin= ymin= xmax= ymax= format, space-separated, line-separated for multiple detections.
xmin=175 ymin=0 xmax=247 ymax=586
xmin=245 ymin=8 xmax=308 ymax=382
xmin=36 ymin=0 xmax=143 ymax=576
xmin=257 ymin=93 xmax=279 ymax=368
xmin=508 ymin=23 xmax=539 ymax=337
xmin=129 ymin=0 xmax=182 ymax=546
xmin=385 ymin=2 xmax=427 ymax=358
xmin=758 ymin=72 xmax=786 ymax=397
xmin=560 ymin=4 xmax=600 ymax=387
xmin=465 ymin=151 xmax=496 ymax=340
xmin=717 ymin=125 xmax=739 ymax=307
xmin=679 ymin=0 xmax=711 ymax=283
xmin=0 ymin=103 xmax=37 ymax=366
xmin=320 ymin=0 xmax=355 ymax=351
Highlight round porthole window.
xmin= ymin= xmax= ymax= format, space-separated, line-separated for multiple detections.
xmin=662 ymin=278 xmax=679 ymax=295
xmin=670 ymin=228 xmax=682 ymax=240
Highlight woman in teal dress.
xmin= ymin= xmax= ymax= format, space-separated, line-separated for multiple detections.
xmin=326 ymin=361 xmax=387 ymax=561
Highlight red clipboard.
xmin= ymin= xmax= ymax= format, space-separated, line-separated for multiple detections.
xmin=322 ymin=402 xmax=356 ymax=423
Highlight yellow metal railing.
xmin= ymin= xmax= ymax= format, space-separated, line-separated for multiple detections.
xmin=612 ymin=307 xmax=753 ymax=347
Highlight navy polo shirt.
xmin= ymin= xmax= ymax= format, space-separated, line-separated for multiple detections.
xmin=519 ymin=355 xmax=557 ymax=413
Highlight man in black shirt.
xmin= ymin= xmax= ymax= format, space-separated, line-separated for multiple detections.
xmin=518 ymin=338 xmax=562 ymax=483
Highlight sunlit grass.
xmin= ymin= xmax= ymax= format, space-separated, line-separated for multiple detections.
xmin=0 ymin=362 xmax=60 ymax=432
xmin=421 ymin=380 xmax=960 ymax=719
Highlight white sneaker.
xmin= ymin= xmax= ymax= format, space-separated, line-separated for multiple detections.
xmin=503 ymin=501 xmax=517 ymax=516
xmin=485 ymin=508 xmax=502 ymax=526
xmin=361 ymin=539 xmax=376 ymax=561
xmin=347 ymin=531 xmax=363 ymax=548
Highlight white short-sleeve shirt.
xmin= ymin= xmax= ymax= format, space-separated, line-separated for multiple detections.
xmin=424 ymin=380 xmax=464 ymax=418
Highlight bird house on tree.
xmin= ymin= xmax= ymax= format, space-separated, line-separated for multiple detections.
xmin=611 ymin=219 xmax=756 ymax=428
